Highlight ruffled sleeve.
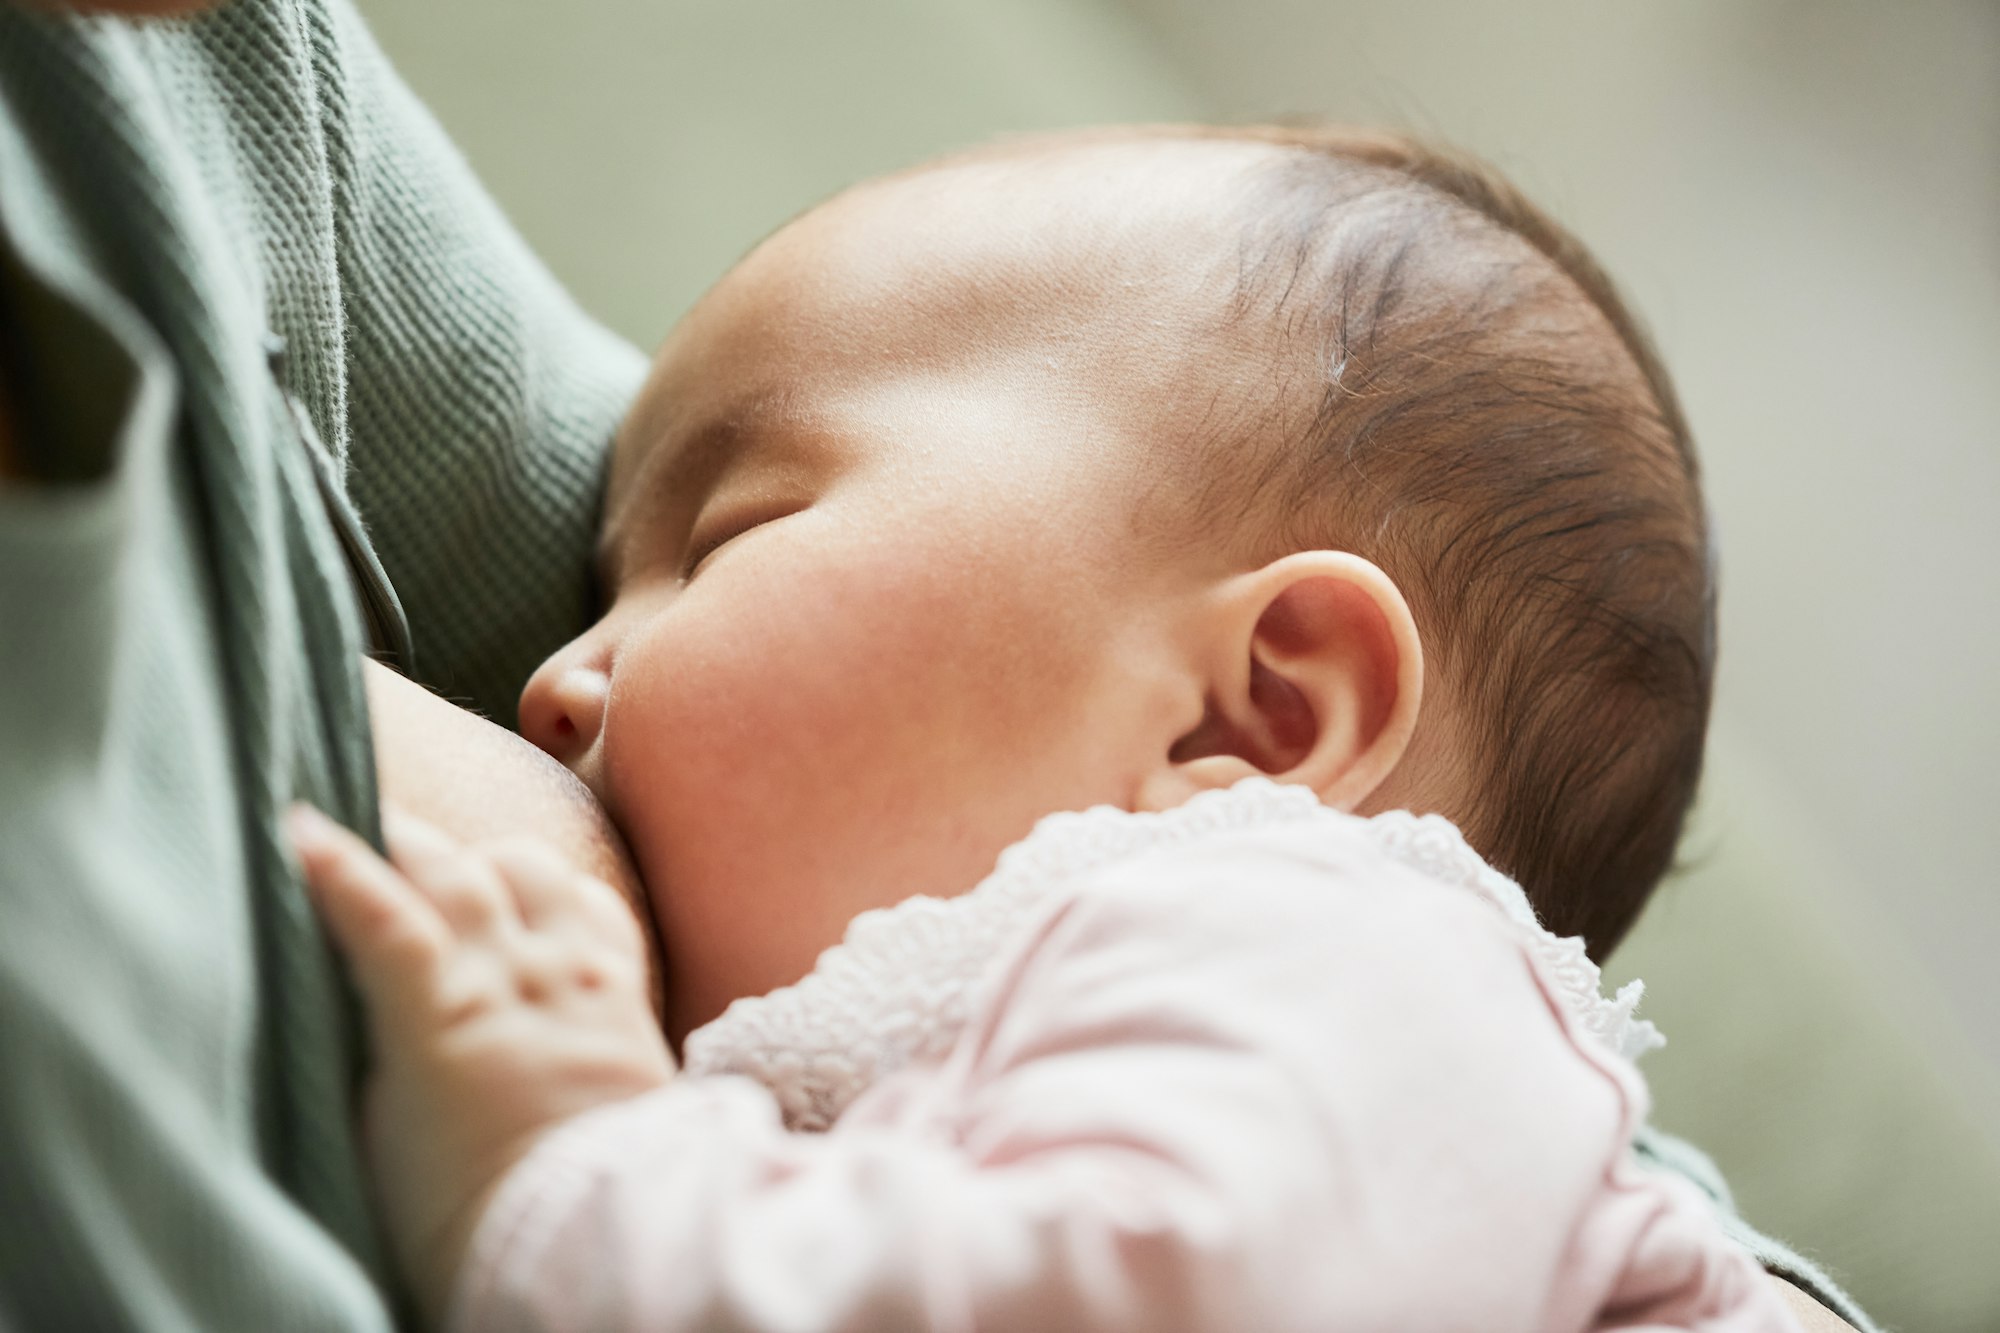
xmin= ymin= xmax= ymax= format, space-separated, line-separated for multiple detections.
xmin=450 ymin=825 xmax=1796 ymax=1333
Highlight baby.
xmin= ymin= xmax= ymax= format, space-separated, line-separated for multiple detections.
xmin=291 ymin=126 xmax=1796 ymax=1331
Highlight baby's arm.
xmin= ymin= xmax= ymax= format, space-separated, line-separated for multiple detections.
xmin=295 ymin=812 xmax=1797 ymax=1333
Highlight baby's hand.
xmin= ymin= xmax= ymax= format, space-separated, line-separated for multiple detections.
xmin=287 ymin=804 xmax=675 ymax=1325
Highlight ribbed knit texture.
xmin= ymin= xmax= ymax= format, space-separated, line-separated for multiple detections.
xmin=0 ymin=3 xmax=643 ymax=1328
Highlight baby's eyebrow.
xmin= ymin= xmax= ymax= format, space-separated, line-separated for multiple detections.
xmin=656 ymin=387 xmax=808 ymax=495
xmin=657 ymin=413 xmax=755 ymax=498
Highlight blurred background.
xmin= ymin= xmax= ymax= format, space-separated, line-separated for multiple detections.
xmin=355 ymin=2 xmax=2000 ymax=1328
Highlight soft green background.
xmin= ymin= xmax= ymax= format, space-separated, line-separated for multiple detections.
xmin=356 ymin=3 xmax=2000 ymax=1328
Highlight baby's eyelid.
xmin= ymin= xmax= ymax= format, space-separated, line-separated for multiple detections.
xmin=680 ymin=502 xmax=810 ymax=580
xmin=680 ymin=525 xmax=738 ymax=580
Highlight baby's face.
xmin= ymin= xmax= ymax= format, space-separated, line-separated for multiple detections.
xmin=520 ymin=139 xmax=1289 ymax=1043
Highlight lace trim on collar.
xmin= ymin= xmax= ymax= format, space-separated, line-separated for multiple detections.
xmin=683 ymin=779 xmax=1661 ymax=1131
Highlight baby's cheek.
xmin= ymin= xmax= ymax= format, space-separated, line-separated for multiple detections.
xmin=601 ymin=555 xmax=991 ymax=1019
xmin=614 ymin=563 xmax=921 ymax=804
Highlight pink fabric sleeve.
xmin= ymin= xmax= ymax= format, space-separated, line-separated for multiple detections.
xmin=448 ymin=827 xmax=1799 ymax=1333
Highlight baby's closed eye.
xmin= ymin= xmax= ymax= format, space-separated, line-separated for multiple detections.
xmin=681 ymin=500 xmax=814 ymax=580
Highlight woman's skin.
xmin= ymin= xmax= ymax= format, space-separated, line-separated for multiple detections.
xmin=363 ymin=660 xmax=665 ymax=1022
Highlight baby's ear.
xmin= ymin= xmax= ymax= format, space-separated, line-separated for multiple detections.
xmin=1137 ymin=552 xmax=1422 ymax=813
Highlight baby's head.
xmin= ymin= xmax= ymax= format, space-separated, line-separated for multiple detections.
xmin=520 ymin=127 xmax=1712 ymax=1044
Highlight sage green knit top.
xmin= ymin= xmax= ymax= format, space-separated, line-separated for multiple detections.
xmin=0 ymin=2 xmax=640 ymax=1327
xmin=0 ymin=4 xmax=1876 ymax=1331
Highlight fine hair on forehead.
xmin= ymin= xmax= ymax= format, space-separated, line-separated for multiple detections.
xmin=1167 ymin=124 xmax=1713 ymax=959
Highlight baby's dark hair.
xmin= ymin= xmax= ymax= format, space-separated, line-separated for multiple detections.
xmin=1197 ymin=126 xmax=1713 ymax=959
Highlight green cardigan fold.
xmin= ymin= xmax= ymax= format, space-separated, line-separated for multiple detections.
xmin=0 ymin=3 xmax=640 ymax=1326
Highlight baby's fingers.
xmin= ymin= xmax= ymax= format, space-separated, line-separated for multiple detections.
xmin=287 ymin=804 xmax=451 ymax=1016
xmin=483 ymin=838 xmax=643 ymax=945
xmin=382 ymin=806 xmax=516 ymax=937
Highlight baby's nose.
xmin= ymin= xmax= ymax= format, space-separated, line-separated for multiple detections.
xmin=518 ymin=655 xmax=611 ymax=769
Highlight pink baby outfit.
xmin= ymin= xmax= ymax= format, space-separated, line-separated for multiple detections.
xmin=449 ymin=780 xmax=1797 ymax=1333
